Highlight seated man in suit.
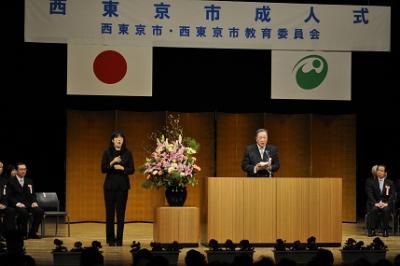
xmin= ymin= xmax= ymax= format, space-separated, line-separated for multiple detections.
xmin=0 ymin=168 xmax=17 ymax=239
xmin=365 ymin=164 xmax=394 ymax=237
xmin=7 ymin=162 xmax=44 ymax=239
xmin=241 ymin=128 xmax=280 ymax=177
xmin=1 ymin=161 xmax=17 ymax=239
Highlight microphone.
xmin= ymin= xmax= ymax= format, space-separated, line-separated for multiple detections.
xmin=266 ymin=150 xmax=272 ymax=177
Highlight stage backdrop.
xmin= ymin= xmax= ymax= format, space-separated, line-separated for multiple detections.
xmin=67 ymin=111 xmax=355 ymax=222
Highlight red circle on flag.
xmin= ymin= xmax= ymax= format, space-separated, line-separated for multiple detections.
xmin=93 ymin=50 xmax=127 ymax=84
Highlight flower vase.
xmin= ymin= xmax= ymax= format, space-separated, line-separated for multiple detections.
xmin=53 ymin=252 xmax=82 ymax=266
xmin=206 ymin=250 xmax=254 ymax=264
xmin=273 ymin=250 xmax=319 ymax=265
xmin=165 ymin=186 xmax=187 ymax=206
xmin=340 ymin=250 xmax=387 ymax=265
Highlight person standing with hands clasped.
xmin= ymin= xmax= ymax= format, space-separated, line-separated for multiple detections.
xmin=241 ymin=128 xmax=280 ymax=177
xmin=101 ymin=131 xmax=134 ymax=246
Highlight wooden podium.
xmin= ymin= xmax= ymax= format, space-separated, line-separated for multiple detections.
xmin=203 ymin=177 xmax=342 ymax=245
xmin=153 ymin=206 xmax=199 ymax=246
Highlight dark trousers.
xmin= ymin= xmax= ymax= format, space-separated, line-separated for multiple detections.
xmin=0 ymin=207 xmax=17 ymax=235
xmin=15 ymin=207 xmax=44 ymax=235
xmin=369 ymin=206 xmax=391 ymax=230
xmin=104 ymin=189 xmax=128 ymax=243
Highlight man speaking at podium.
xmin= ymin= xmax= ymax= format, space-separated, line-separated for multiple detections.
xmin=241 ymin=129 xmax=280 ymax=177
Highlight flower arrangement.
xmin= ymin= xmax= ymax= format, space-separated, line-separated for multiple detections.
xmin=207 ymin=239 xmax=254 ymax=251
xmin=52 ymin=239 xmax=68 ymax=252
xmin=140 ymin=114 xmax=201 ymax=189
xmin=206 ymin=239 xmax=254 ymax=265
xmin=150 ymin=241 xmax=182 ymax=252
xmin=274 ymin=236 xmax=318 ymax=251
xmin=340 ymin=237 xmax=388 ymax=265
xmin=130 ymin=241 xmax=141 ymax=254
xmin=273 ymin=237 xmax=320 ymax=265
xmin=342 ymin=237 xmax=387 ymax=251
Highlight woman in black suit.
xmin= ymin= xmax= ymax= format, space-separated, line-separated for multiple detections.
xmin=101 ymin=131 xmax=134 ymax=246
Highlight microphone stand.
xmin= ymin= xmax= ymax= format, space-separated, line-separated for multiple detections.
xmin=267 ymin=156 xmax=272 ymax=177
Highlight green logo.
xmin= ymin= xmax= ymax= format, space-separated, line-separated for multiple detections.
xmin=292 ymin=55 xmax=328 ymax=90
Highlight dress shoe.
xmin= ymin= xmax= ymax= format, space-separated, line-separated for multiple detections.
xmin=368 ymin=229 xmax=376 ymax=237
xmin=28 ymin=233 xmax=41 ymax=239
xmin=383 ymin=229 xmax=389 ymax=237
xmin=116 ymin=241 xmax=122 ymax=246
xmin=108 ymin=241 xmax=116 ymax=246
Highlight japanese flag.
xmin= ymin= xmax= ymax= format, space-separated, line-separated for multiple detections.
xmin=271 ymin=50 xmax=351 ymax=101
xmin=67 ymin=44 xmax=152 ymax=96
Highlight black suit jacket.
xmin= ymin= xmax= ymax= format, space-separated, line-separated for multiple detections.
xmin=241 ymin=143 xmax=280 ymax=177
xmin=365 ymin=177 xmax=394 ymax=211
xmin=7 ymin=176 xmax=38 ymax=207
xmin=101 ymin=148 xmax=135 ymax=190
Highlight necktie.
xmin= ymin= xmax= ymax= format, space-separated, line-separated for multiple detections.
xmin=379 ymin=180 xmax=384 ymax=192
xmin=19 ymin=178 xmax=24 ymax=187
xmin=260 ymin=149 xmax=264 ymax=160
xmin=264 ymin=150 xmax=268 ymax=162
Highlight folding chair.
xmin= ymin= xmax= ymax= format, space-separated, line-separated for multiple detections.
xmin=35 ymin=192 xmax=70 ymax=237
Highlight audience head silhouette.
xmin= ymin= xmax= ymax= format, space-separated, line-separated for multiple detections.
xmin=133 ymin=248 xmax=153 ymax=266
xmin=3 ymin=230 xmax=36 ymax=266
xmin=185 ymin=249 xmax=207 ymax=266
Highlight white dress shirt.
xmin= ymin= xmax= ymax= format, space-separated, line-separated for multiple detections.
xmin=16 ymin=176 xmax=24 ymax=187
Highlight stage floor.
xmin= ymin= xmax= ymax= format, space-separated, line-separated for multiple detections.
xmin=22 ymin=222 xmax=400 ymax=265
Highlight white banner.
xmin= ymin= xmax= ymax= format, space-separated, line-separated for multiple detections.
xmin=67 ymin=45 xmax=152 ymax=96
xmin=25 ymin=0 xmax=390 ymax=51
xmin=271 ymin=51 xmax=351 ymax=101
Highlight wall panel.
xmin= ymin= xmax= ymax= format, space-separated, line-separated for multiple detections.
xmin=66 ymin=111 xmax=114 ymax=221
xmin=117 ymin=111 xmax=165 ymax=221
xmin=216 ymin=113 xmax=263 ymax=177
xmin=311 ymin=115 xmax=356 ymax=222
